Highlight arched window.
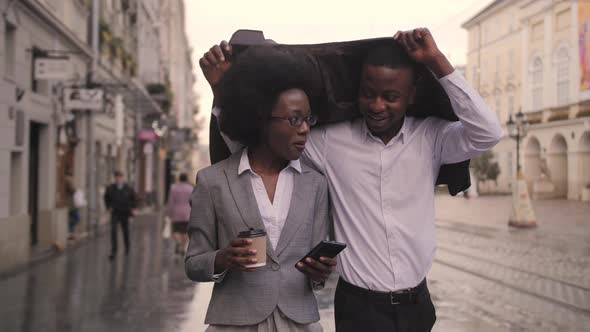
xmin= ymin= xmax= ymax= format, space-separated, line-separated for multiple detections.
xmin=555 ymin=47 xmax=569 ymax=105
xmin=508 ymin=94 xmax=515 ymax=118
xmin=531 ymin=57 xmax=543 ymax=111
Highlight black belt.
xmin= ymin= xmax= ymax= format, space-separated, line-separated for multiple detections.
xmin=338 ymin=278 xmax=428 ymax=305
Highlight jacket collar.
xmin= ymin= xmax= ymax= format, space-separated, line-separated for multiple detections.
xmin=238 ymin=148 xmax=302 ymax=175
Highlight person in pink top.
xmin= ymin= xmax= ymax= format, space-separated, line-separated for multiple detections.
xmin=166 ymin=173 xmax=194 ymax=255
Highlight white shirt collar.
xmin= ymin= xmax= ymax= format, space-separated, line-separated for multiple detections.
xmin=360 ymin=116 xmax=408 ymax=145
xmin=238 ymin=148 xmax=302 ymax=175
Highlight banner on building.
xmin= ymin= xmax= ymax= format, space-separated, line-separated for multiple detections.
xmin=34 ymin=57 xmax=73 ymax=80
xmin=138 ymin=129 xmax=158 ymax=142
xmin=114 ymin=94 xmax=125 ymax=146
xmin=64 ymin=88 xmax=104 ymax=111
xmin=580 ymin=1 xmax=590 ymax=92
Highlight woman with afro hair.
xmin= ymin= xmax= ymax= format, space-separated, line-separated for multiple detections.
xmin=185 ymin=44 xmax=336 ymax=331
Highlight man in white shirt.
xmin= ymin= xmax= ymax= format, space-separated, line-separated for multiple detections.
xmin=201 ymin=28 xmax=503 ymax=332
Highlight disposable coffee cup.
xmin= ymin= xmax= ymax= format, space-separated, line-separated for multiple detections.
xmin=237 ymin=229 xmax=267 ymax=268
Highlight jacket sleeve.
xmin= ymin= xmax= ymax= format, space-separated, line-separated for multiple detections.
xmin=311 ymin=177 xmax=330 ymax=246
xmin=184 ymin=171 xmax=219 ymax=282
xmin=209 ymin=113 xmax=232 ymax=164
xmin=211 ymin=107 xmax=245 ymax=154
xmin=302 ymin=126 xmax=328 ymax=175
xmin=103 ymin=186 xmax=111 ymax=209
xmin=435 ymin=70 xmax=504 ymax=165
xmin=310 ymin=176 xmax=330 ymax=290
xmin=129 ymin=187 xmax=137 ymax=209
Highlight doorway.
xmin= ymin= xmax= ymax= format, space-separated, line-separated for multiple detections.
xmin=28 ymin=122 xmax=42 ymax=246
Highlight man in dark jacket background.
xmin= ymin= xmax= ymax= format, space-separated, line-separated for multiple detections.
xmin=104 ymin=170 xmax=137 ymax=260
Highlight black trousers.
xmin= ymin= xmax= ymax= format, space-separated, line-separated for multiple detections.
xmin=334 ymin=278 xmax=436 ymax=332
xmin=110 ymin=213 xmax=130 ymax=254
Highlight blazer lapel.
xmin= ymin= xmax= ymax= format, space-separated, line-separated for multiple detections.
xmin=274 ymin=166 xmax=314 ymax=257
xmin=223 ymin=152 xmax=277 ymax=260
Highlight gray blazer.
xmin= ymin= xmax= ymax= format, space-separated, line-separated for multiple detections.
xmin=185 ymin=151 xmax=329 ymax=326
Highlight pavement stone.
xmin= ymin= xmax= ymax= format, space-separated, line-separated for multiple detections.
xmin=0 ymin=195 xmax=588 ymax=331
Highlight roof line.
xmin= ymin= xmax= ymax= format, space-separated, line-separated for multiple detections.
xmin=462 ymin=0 xmax=505 ymax=28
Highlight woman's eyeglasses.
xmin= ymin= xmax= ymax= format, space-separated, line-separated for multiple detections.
xmin=270 ymin=114 xmax=318 ymax=127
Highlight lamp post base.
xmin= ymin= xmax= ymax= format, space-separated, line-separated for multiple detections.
xmin=508 ymin=220 xmax=537 ymax=228
xmin=508 ymin=170 xmax=538 ymax=229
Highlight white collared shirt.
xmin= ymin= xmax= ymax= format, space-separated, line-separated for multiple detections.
xmin=302 ymin=70 xmax=502 ymax=291
xmin=238 ymin=148 xmax=302 ymax=250
xmin=212 ymin=70 xmax=503 ymax=291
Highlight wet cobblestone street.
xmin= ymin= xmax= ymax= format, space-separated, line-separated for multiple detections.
xmin=1 ymin=195 xmax=589 ymax=331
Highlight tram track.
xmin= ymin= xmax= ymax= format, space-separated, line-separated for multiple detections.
xmin=434 ymin=225 xmax=590 ymax=317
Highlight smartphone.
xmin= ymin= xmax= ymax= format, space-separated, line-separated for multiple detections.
xmin=296 ymin=240 xmax=347 ymax=267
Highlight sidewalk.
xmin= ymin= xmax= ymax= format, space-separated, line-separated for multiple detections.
xmin=0 ymin=209 xmax=157 ymax=282
xmin=0 ymin=211 xmax=184 ymax=332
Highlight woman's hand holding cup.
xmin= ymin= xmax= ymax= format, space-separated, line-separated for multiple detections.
xmin=214 ymin=238 xmax=259 ymax=273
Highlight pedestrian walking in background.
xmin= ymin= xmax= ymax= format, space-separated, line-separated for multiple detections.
xmin=165 ymin=173 xmax=193 ymax=257
xmin=104 ymin=170 xmax=137 ymax=261
xmin=65 ymin=173 xmax=80 ymax=240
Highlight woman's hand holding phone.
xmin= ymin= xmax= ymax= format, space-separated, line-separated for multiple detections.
xmin=296 ymin=257 xmax=337 ymax=283
xmin=295 ymin=240 xmax=346 ymax=283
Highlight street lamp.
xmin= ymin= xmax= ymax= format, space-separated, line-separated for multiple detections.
xmin=506 ymin=110 xmax=537 ymax=228
xmin=506 ymin=110 xmax=529 ymax=171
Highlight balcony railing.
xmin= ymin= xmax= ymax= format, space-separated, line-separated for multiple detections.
xmin=524 ymin=110 xmax=543 ymax=124
xmin=547 ymin=107 xmax=570 ymax=122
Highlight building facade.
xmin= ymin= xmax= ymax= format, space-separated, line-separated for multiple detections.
xmin=0 ymin=0 xmax=93 ymax=274
xmin=0 ymin=0 xmax=168 ymax=276
xmin=159 ymin=0 xmax=198 ymax=182
xmin=463 ymin=0 xmax=590 ymax=201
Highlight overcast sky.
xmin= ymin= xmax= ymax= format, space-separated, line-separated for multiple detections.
xmin=183 ymin=0 xmax=495 ymax=144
